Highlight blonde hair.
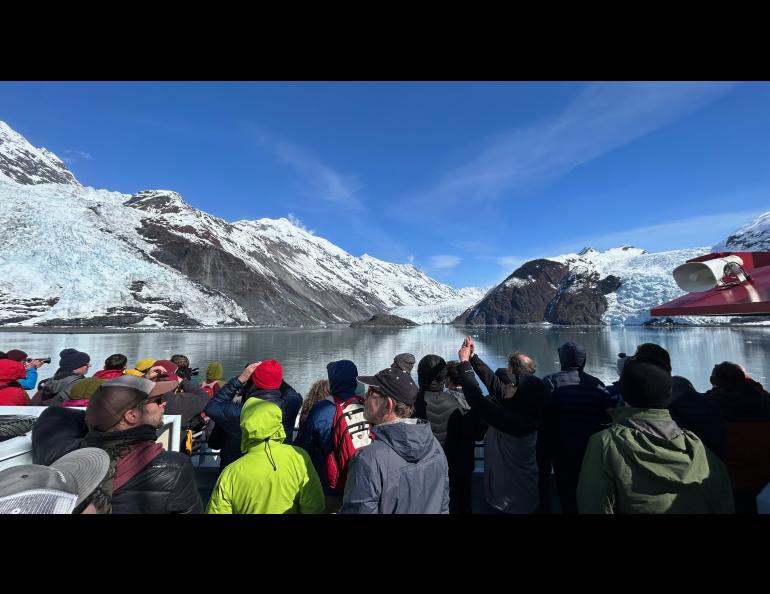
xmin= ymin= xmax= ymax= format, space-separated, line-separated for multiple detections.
xmin=302 ymin=379 xmax=330 ymax=415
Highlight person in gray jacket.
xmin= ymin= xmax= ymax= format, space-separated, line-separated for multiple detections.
xmin=32 ymin=348 xmax=91 ymax=406
xmin=340 ymin=365 xmax=450 ymax=514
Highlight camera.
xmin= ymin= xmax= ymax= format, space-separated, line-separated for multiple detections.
xmin=26 ymin=357 xmax=51 ymax=364
xmin=177 ymin=367 xmax=199 ymax=380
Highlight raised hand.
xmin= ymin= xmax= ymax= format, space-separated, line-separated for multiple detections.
xmin=144 ymin=365 xmax=169 ymax=381
xmin=459 ymin=340 xmax=472 ymax=362
xmin=239 ymin=361 xmax=261 ymax=383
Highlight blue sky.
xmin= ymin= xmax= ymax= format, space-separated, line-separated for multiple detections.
xmin=2 ymin=81 xmax=769 ymax=288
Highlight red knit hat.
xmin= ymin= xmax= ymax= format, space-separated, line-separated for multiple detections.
xmin=0 ymin=359 xmax=26 ymax=382
xmin=251 ymin=359 xmax=283 ymax=390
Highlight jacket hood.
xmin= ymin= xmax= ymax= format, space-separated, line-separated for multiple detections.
xmin=240 ymin=398 xmax=286 ymax=454
xmin=327 ymin=360 xmax=358 ymax=399
xmin=373 ymin=419 xmax=435 ymax=463
xmin=607 ymin=407 xmax=711 ymax=486
xmin=206 ymin=361 xmax=224 ymax=381
xmin=671 ymin=375 xmax=700 ymax=402
xmin=0 ymin=359 xmax=25 ymax=382
xmin=558 ymin=342 xmax=586 ymax=370
xmin=417 ymin=355 xmax=447 ymax=392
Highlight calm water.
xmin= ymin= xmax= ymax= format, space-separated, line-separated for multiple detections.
xmin=3 ymin=325 xmax=769 ymax=394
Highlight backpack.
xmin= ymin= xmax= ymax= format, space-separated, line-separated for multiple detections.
xmin=325 ymin=396 xmax=373 ymax=493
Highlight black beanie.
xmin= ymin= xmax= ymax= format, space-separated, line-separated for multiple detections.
xmin=558 ymin=342 xmax=586 ymax=370
xmin=634 ymin=343 xmax=672 ymax=373
xmin=59 ymin=348 xmax=90 ymax=373
xmin=620 ymin=358 xmax=672 ymax=409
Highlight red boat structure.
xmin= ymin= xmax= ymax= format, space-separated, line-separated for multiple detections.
xmin=651 ymin=251 xmax=770 ymax=317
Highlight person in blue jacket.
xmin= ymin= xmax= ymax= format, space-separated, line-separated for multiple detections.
xmin=204 ymin=359 xmax=302 ymax=470
xmin=295 ymin=359 xmax=360 ymax=496
xmin=5 ymin=349 xmax=46 ymax=391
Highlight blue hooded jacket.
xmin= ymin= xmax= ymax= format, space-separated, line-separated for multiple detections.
xmin=295 ymin=359 xmax=359 ymax=495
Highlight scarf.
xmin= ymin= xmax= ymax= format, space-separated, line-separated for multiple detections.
xmin=81 ymin=425 xmax=164 ymax=513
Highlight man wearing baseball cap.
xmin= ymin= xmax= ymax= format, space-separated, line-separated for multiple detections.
xmin=0 ymin=448 xmax=110 ymax=514
xmin=32 ymin=374 xmax=203 ymax=514
xmin=339 ymin=363 xmax=449 ymax=514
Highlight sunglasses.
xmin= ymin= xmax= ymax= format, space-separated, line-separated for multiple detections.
xmin=366 ymin=387 xmax=387 ymax=400
xmin=142 ymin=396 xmax=164 ymax=406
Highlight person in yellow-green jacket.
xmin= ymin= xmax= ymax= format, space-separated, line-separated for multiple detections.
xmin=206 ymin=397 xmax=324 ymax=514
xmin=577 ymin=355 xmax=734 ymax=514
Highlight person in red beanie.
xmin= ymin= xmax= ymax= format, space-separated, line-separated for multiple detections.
xmin=204 ymin=359 xmax=303 ymax=470
xmin=0 ymin=359 xmax=31 ymax=406
xmin=251 ymin=359 xmax=283 ymax=390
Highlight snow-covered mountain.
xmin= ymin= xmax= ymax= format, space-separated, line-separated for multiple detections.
xmin=713 ymin=212 xmax=770 ymax=251
xmin=0 ymin=121 xmax=477 ymax=328
xmin=0 ymin=122 xmax=79 ymax=186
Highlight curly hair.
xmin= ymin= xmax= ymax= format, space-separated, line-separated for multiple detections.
xmin=302 ymin=379 xmax=330 ymax=415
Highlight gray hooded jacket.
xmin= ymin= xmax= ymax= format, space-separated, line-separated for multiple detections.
xmin=340 ymin=418 xmax=449 ymax=514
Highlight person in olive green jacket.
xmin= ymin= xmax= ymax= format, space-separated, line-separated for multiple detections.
xmin=206 ymin=398 xmax=324 ymax=514
xmin=577 ymin=355 xmax=734 ymax=514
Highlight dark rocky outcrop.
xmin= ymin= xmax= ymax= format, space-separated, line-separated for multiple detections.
xmin=454 ymin=259 xmax=569 ymax=325
xmin=350 ymin=314 xmax=417 ymax=328
xmin=598 ymin=275 xmax=622 ymax=294
xmin=544 ymin=270 xmax=608 ymax=325
xmin=455 ymin=258 xmax=626 ymax=326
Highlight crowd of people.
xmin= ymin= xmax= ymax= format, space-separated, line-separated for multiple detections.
xmin=0 ymin=338 xmax=768 ymax=515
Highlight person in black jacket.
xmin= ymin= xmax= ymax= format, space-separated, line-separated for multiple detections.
xmin=458 ymin=337 xmax=547 ymax=514
xmin=32 ymin=375 xmax=202 ymax=514
xmin=540 ymin=341 xmax=620 ymax=514
xmin=420 ymin=356 xmax=486 ymax=514
xmin=706 ymin=361 xmax=770 ymax=513
xmin=669 ymin=375 xmax=727 ymax=460
xmin=414 ymin=354 xmax=447 ymax=421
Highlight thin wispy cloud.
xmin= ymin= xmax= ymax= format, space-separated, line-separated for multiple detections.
xmin=425 ymin=255 xmax=461 ymax=269
xmin=276 ymin=142 xmax=364 ymax=210
xmin=62 ymin=149 xmax=93 ymax=163
xmin=407 ymin=255 xmax=415 ymax=264
xmin=240 ymin=121 xmax=365 ymax=211
xmin=422 ymin=82 xmax=735 ymax=204
xmin=287 ymin=213 xmax=314 ymax=234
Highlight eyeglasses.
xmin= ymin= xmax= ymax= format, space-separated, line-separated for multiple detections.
xmin=141 ymin=396 xmax=164 ymax=407
xmin=365 ymin=387 xmax=387 ymax=401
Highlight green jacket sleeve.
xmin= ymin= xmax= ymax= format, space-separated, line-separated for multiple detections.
xmin=706 ymin=452 xmax=735 ymax=514
xmin=577 ymin=432 xmax=616 ymax=514
xmin=206 ymin=470 xmax=234 ymax=514
xmin=297 ymin=450 xmax=326 ymax=514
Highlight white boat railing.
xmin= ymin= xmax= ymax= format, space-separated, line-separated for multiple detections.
xmin=0 ymin=406 xmax=181 ymax=472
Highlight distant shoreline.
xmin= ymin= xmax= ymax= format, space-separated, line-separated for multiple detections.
xmin=0 ymin=321 xmax=767 ymax=333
